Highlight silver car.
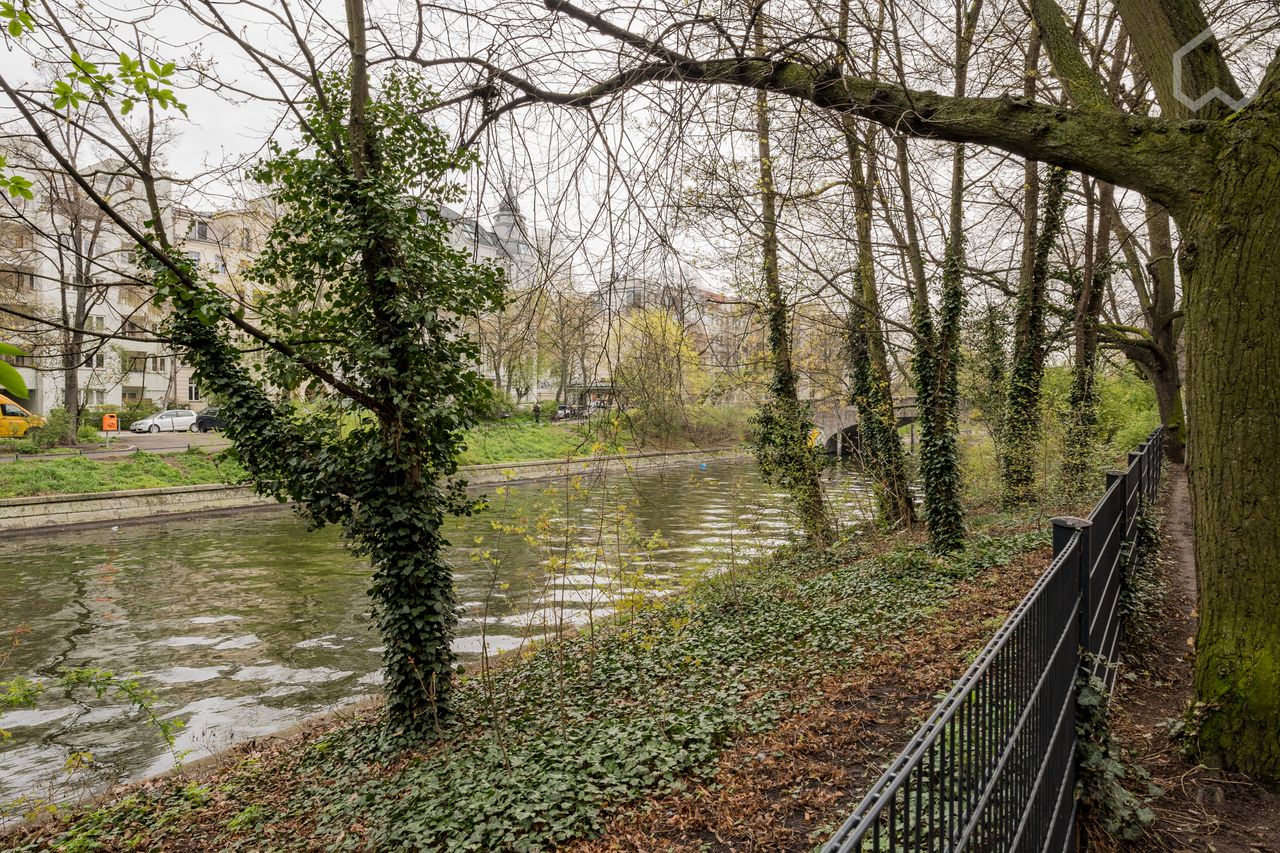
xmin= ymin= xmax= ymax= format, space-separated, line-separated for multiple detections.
xmin=131 ymin=409 xmax=199 ymax=433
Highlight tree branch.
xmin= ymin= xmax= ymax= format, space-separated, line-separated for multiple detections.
xmin=502 ymin=0 xmax=1216 ymax=210
xmin=1027 ymin=0 xmax=1114 ymax=110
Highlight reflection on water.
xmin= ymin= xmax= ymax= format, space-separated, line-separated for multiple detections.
xmin=0 ymin=457 xmax=874 ymax=803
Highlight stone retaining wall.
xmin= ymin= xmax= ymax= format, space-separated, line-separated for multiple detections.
xmin=0 ymin=484 xmax=282 ymax=534
xmin=0 ymin=447 xmax=746 ymax=534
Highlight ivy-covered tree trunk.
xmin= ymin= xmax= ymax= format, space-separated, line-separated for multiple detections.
xmin=914 ymin=236 xmax=966 ymax=553
xmin=973 ymin=303 xmax=1008 ymax=445
xmin=747 ymin=12 xmax=834 ymax=547
xmin=892 ymin=128 xmax=962 ymax=554
xmin=152 ymin=14 xmax=501 ymax=740
xmin=900 ymin=0 xmax=983 ymax=554
xmin=1182 ymin=124 xmax=1280 ymax=779
xmin=341 ymin=0 xmax=463 ymax=734
xmin=832 ymin=0 xmax=913 ymax=528
xmin=905 ymin=146 xmax=965 ymax=554
xmin=1062 ymin=179 xmax=1113 ymax=486
xmin=1001 ymin=165 xmax=1068 ymax=506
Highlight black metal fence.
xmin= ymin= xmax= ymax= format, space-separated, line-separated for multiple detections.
xmin=823 ymin=428 xmax=1165 ymax=853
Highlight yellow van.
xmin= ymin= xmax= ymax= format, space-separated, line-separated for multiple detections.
xmin=0 ymin=394 xmax=45 ymax=438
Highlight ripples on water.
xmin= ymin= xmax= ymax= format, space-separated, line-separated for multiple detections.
xmin=0 ymin=458 xmax=873 ymax=803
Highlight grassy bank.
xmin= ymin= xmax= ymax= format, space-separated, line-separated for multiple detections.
xmin=0 ymin=415 xmax=741 ymax=498
xmin=456 ymin=414 xmax=630 ymax=466
xmin=7 ymin=516 xmax=1048 ymax=852
xmin=0 ymin=451 xmax=243 ymax=499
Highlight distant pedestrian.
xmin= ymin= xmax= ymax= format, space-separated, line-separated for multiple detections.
xmin=532 ymin=401 xmax=542 ymax=424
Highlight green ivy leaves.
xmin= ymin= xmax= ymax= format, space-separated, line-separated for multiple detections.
xmin=51 ymin=51 xmax=186 ymax=115
xmin=158 ymin=70 xmax=503 ymax=737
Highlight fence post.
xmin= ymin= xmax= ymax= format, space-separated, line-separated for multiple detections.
xmin=1052 ymin=516 xmax=1094 ymax=658
xmin=1107 ymin=469 xmax=1127 ymax=540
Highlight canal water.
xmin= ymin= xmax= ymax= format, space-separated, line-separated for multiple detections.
xmin=0 ymin=457 xmax=874 ymax=804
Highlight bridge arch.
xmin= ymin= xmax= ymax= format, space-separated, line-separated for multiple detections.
xmin=810 ymin=397 xmax=918 ymax=456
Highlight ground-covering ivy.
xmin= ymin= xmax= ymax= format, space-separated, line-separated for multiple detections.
xmin=13 ymin=525 xmax=1046 ymax=852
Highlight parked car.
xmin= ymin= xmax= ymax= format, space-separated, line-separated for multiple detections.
xmin=195 ymin=407 xmax=226 ymax=433
xmin=0 ymin=394 xmax=45 ymax=438
xmin=131 ymin=409 xmax=198 ymax=433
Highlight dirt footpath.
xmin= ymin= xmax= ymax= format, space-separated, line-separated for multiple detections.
xmin=1108 ymin=464 xmax=1280 ymax=852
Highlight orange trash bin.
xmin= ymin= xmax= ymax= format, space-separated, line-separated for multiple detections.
xmin=102 ymin=413 xmax=118 ymax=431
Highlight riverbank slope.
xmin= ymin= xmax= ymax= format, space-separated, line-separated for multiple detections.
xmin=5 ymin=510 xmax=1051 ymax=851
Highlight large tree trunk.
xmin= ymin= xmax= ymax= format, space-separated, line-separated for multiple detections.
xmin=841 ymin=121 xmax=915 ymax=527
xmin=904 ymin=0 xmax=982 ymax=554
xmin=1144 ymin=203 xmax=1187 ymax=463
xmin=1149 ymin=363 xmax=1186 ymax=461
xmin=1182 ymin=144 xmax=1280 ymax=779
xmin=1107 ymin=197 xmax=1188 ymax=464
xmin=61 ymin=339 xmax=81 ymax=444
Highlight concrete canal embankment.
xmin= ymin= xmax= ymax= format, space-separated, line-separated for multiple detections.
xmin=0 ymin=447 xmax=746 ymax=534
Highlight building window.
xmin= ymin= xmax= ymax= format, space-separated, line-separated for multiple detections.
xmin=4 ymin=270 xmax=35 ymax=292
xmin=150 ymin=356 xmax=167 ymax=372
xmin=188 ymin=384 xmax=201 ymax=402
xmin=185 ymin=250 xmax=201 ymax=266
xmin=83 ymin=352 xmax=106 ymax=368
xmin=194 ymin=219 xmax=209 ymax=240
xmin=86 ymin=389 xmax=105 ymax=406
xmin=241 ymin=230 xmax=252 ymax=251
xmin=87 ymin=315 xmax=105 ymax=331
xmin=2 ymin=352 xmax=30 ymax=367
xmin=215 ymin=254 xmax=227 ymax=274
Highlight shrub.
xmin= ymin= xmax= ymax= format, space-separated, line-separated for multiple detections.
xmin=29 ymin=408 xmax=72 ymax=449
xmin=474 ymin=381 xmax=514 ymax=422
xmin=77 ymin=422 xmax=102 ymax=443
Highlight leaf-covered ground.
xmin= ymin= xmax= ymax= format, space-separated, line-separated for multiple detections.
xmin=6 ymin=516 xmax=1050 ymax=852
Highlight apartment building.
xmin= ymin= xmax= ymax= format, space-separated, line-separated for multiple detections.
xmin=0 ymin=152 xmax=186 ymax=416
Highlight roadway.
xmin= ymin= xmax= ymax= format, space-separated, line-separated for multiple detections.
xmin=106 ymin=430 xmax=231 ymax=454
xmin=0 ymin=429 xmax=231 ymax=463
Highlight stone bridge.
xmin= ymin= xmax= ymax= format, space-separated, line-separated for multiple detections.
xmin=811 ymin=397 xmax=918 ymax=455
